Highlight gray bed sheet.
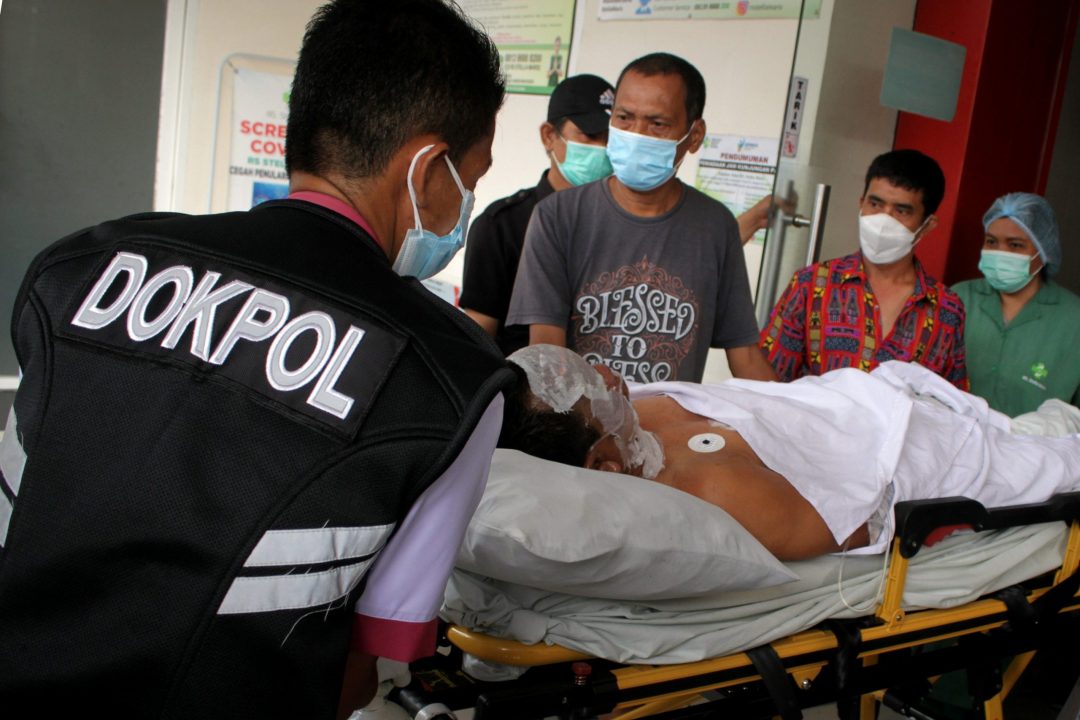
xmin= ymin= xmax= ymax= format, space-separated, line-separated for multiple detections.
xmin=442 ymin=522 xmax=1068 ymax=667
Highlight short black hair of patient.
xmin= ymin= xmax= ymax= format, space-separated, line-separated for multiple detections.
xmin=498 ymin=364 xmax=602 ymax=468
xmin=863 ymin=149 xmax=946 ymax=216
xmin=617 ymin=52 xmax=706 ymax=125
xmin=286 ymin=0 xmax=505 ymax=179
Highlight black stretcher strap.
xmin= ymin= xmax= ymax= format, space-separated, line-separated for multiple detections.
xmin=746 ymin=645 xmax=802 ymax=720
xmin=1033 ymin=562 xmax=1080 ymax=621
xmin=822 ymin=620 xmax=863 ymax=693
xmin=822 ymin=619 xmax=866 ymax=720
xmin=993 ymin=585 xmax=1040 ymax=634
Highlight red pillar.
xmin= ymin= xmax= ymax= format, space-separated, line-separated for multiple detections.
xmin=895 ymin=0 xmax=1079 ymax=285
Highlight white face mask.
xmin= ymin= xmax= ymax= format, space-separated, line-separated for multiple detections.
xmin=858 ymin=212 xmax=929 ymax=265
xmin=508 ymin=344 xmax=665 ymax=479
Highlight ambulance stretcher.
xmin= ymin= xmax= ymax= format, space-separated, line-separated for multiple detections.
xmin=394 ymin=493 xmax=1080 ymax=719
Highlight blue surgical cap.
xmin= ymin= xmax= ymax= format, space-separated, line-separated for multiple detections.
xmin=982 ymin=193 xmax=1061 ymax=276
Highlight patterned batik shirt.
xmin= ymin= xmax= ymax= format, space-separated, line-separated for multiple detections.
xmin=759 ymin=251 xmax=968 ymax=389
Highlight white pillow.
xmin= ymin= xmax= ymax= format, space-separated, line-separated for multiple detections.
xmin=456 ymin=449 xmax=797 ymax=600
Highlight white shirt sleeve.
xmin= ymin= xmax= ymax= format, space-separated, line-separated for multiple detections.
xmin=351 ymin=394 xmax=503 ymax=660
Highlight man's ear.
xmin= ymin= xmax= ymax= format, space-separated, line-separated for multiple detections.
xmin=686 ymin=117 xmax=707 ymax=154
xmin=408 ymin=141 xmax=450 ymax=210
xmin=539 ymin=122 xmax=559 ymax=154
xmin=584 ymin=436 xmax=625 ymax=474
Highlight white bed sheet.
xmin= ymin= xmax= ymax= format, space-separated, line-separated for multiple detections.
xmin=442 ymin=522 xmax=1068 ymax=666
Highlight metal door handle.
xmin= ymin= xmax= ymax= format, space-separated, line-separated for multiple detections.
xmin=754 ymin=182 xmax=831 ymax=328
xmin=804 ymin=183 xmax=830 ymax=266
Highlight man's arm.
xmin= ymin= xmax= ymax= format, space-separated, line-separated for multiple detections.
xmin=725 ymin=344 xmax=778 ymax=381
xmin=337 ymin=650 xmax=378 ymax=719
xmin=460 ymin=211 xmax=512 ymax=338
xmin=939 ymin=295 xmax=970 ymax=392
xmin=464 ymin=309 xmax=499 ymax=338
xmin=736 ymin=195 xmax=772 ymax=246
xmin=342 ymin=397 xmax=504 ymax=715
xmin=506 ymin=199 xmax=573 ymax=337
xmin=529 ymin=323 xmax=567 ymax=347
xmin=735 ymin=194 xmax=797 ymax=246
xmin=758 ymin=272 xmax=808 ymax=382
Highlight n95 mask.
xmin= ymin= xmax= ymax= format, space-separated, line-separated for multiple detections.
xmin=858 ymin=212 xmax=927 ymax=265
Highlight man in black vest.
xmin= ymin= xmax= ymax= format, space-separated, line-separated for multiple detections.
xmin=0 ymin=2 xmax=513 ymax=718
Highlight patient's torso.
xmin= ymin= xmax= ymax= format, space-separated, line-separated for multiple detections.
xmin=634 ymin=396 xmax=865 ymax=560
xmin=629 ymin=370 xmax=914 ymax=555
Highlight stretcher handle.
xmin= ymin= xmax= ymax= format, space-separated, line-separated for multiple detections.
xmin=893 ymin=492 xmax=1080 ymax=559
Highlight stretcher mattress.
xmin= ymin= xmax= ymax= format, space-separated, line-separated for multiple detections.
xmin=442 ymin=521 xmax=1068 ymax=667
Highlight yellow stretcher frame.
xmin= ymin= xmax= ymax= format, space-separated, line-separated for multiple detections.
xmin=430 ymin=495 xmax=1080 ymax=720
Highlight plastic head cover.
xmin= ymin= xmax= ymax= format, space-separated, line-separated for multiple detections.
xmin=508 ymin=345 xmax=665 ymax=479
xmin=982 ymin=193 xmax=1061 ymax=276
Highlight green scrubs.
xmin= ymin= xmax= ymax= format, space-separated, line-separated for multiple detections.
xmin=953 ymin=278 xmax=1080 ymax=417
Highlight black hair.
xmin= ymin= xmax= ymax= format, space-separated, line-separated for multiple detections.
xmin=286 ymin=0 xmax=505 ymax=179
xmin=498 ymin=364 xmax=602 ymax=468
xmin=863 ymin=149 xmax=946 ymax=216
xmin=616 ymin=52 xmax=706 ymax=126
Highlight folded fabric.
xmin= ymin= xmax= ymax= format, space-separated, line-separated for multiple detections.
xmin=456 ymin=449 xmax=797 ymax=601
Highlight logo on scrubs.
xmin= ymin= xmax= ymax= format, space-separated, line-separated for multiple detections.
xmin=1030 ymin=362 xmax=1048 ymax=381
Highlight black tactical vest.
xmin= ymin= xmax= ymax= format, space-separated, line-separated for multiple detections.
xmin=0 ymin=200 xmax=513 ymax=718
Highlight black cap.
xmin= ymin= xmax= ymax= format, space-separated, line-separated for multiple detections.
xmin=547 ymin=74 xmax=615 ymax=135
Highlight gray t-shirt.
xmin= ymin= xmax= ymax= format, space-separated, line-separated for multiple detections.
xmin=507 ymin=179 xmax=759 ymax=383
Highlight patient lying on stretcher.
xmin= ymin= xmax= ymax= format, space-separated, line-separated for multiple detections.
xmin=500 ymin=345 xmax=1080 ymax=561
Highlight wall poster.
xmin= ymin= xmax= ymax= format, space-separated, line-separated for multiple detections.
xmin=459 ymin=0 xmax=577 ymax=94
xmin=210 ymin=55 xmax=296 ymax=213
xmin=598 ymin=0 xmax=820 ymax=21
xmin=225 ymin=61 xmax=294 ymax=211
xmin=695 ymin=134 xmax=779 ymax=244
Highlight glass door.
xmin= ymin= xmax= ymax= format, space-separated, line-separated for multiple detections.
xmin=753 ymin=0 xmax=920 ymax=325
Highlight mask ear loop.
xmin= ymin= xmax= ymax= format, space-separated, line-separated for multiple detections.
xmin=548 ymin=132 xmax=565 ymax=163
xmin=1026 ymin=238 xmax=1046 ymax=276
xmin=406 ymin=144 xmax=436 ymax=231
xmin=443 ymin=154 xmax=468 ymax=198
xmin=909 ymin=214 xmax=934 ymax=249
xmin=672 ymin=121 xmax=697 ymax=172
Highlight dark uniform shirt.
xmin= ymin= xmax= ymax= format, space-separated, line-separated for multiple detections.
xmin=461 ymin=171 xmax=555 ymax=356
xmin=0 ymin=201 xmax=512 ymax=718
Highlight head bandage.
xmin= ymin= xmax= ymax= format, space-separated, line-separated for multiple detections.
xmin=983 ymin=193 xmax=1061 ymax=276
xmin=509 ymin=345 xmax=664 ymax=478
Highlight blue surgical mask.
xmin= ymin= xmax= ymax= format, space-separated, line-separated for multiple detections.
xmin=553 ymin=135 xmax=612 ymax=186
xmin=606 ymin=124 xmax=691 ymax=192
xmin=393 ymin=144 xmax=474 ymax=280
xmin=978 ymin=249 xmax=1039 ymax=293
